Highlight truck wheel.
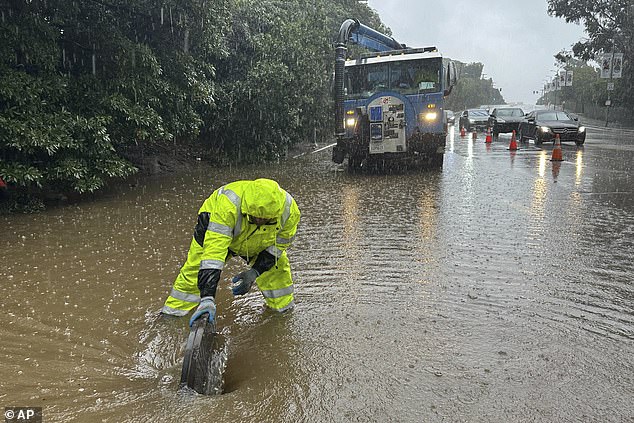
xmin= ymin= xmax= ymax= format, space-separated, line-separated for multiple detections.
xmin=332 ymin=146 xmax=345 ymax=164
xmin=348 ymin=156 xmax=361 ymax=171
xmin=430 ymin=153 xmax=444 ymax=168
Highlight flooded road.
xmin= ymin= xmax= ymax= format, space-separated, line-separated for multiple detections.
xmin=1 ymin=124 xmax=633 ymax=422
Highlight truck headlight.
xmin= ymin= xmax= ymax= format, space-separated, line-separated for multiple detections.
xmin=423 ymin=112 xmax=438 ymax=122
xmin=540 ymin=126 xmax=551 ymax=132
xmin=346 ymin=117 xmax=356 ymax=127
xmin=578 ymin=126 xmax=586 ymax=133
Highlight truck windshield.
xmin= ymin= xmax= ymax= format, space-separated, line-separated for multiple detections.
xmin=345 ymin=57 xmax=442 ymax=99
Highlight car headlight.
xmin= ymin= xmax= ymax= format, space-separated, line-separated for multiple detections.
xmin=497 ymin=118 xmax=506 ymax=123
xmin=346 ymin=117 xmax=356 ymax=127
xmin=469 ymin=119 xmax=475 ymax=123
xmin=540 ymin=126 xmax=551 ymax=132
xmin=578 ymin=126 xmax=586 ymax=133
xmin=423 ymin=112 xmax=438 ymax=122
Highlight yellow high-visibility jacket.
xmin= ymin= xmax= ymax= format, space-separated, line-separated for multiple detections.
xmin=198 ymin=178 xmax=300 ymax=270
xmin=162 ymin=178 xmax=300 ymax=315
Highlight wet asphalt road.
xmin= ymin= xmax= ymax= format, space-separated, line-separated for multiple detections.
xmin=0 ymin=122 xmax=632 ymax=422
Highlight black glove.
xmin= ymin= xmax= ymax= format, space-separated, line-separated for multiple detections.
xmin=231 ymin=268 xmax=259 ymax=296
xmin=252 ymin=250 xmax=276 ymax=274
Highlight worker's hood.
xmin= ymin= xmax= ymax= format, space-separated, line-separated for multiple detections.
xmin=242 ymin=179 xmax=285 ymax=219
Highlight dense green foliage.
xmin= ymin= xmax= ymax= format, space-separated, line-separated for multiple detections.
xmin=445 ymin=62 xmax=505 ymax=112
xmin=0 ymin=0 xmax=380 ymax=211
xmin=204 ymin=0 xmax=384 ymax=162
xmin=0 ymin=0 xmax=228 ymax=206
xmin=547 ymin=0 xmax=633 ymax=110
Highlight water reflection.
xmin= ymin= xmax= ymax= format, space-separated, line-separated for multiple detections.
xmin=551 ymin=161 xmax=561 ymax=182
xmin=566 ymin=190 xmax=584 ymax=228
xmin=575 ymin=149 xmax=584 ymax=186
xmin=340 ymin=181 xmax=363 ymax=297
xmin=418 ymin=188 xmax=438 ymax=247
xmin=467 ymin=135 xmax=474 ymax=160
xmin=448 ymin=126 xmax=455 ymax=153
xmin=341 ymin=183 xmax=361 ymax=259
xmin=538 ymin=150 xmax=547 ymax=178
xmin=529 ymin=152 xmax=549 ymax=247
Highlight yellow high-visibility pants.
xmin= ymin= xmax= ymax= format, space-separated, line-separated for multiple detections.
xmin=162 ymin=242 xmax=294 ymax=315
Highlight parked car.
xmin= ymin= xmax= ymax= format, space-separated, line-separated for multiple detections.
xmin=458 ymin=109 xmax=489 ymax=132
xmin=488 ymin=107 xmax=524 ymax=138
xmin=518 ymin=110 xmax=586 ymax=146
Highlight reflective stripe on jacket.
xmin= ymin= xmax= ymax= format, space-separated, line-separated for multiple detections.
xmin=198 ymin=179 xmax=300 ymax=270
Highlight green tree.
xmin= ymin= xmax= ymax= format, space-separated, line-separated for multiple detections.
xmin=539 ymin=57 xmax=605 ymax=113
xmin=0 ymin=0 xmax=230 ymax=211
xmin=445 ymin=61 xmax=505 ymax=111
xmin=203 ymin=0 xmax=382 ymax=162
xmin=0 ymin=0 xmax=384 ymax=212
xmin=547 ymin=0 xmax=633 ymax=109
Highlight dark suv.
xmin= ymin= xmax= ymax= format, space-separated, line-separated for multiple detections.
xmin=517 ymin=110 xmax=586 ymax=146
xmin=488 ymin=107 xmax=524 ymax=139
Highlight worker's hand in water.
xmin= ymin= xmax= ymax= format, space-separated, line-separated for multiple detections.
xmin=231 ymin=268 xmax=259 ymax=295
xmin=189 ymin=296 xmax=216 ymax=327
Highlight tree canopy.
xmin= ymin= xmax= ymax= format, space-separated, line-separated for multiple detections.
xmin=547 ymin=0 xmax=633 ymax=109
xmin=445 ymin=61 xmax=505 ymax=111
xmin=0 ymin=0 xmax=379 ymax=211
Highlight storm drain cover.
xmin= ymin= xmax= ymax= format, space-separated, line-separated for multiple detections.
xmin=179 ymin=318 xmax=226 ymax=395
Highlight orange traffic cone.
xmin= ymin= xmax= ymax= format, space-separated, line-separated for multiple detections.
xmin=472 ymin=129 xmax=477 ymax=140
xmin=552 ymin=161 xmax=561 ymax=182
xmin=485 ymin=127 xmax=492 ymax=143
xmin=508 ymin=130 xmax=518 ymax=151
xmin=550 ymin=134 xmax=563 ymax=161
xmin=460 ymin=126 xmax=466 ymax=137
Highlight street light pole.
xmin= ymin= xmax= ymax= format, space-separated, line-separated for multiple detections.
xmin=605 ymin=42 xmax=615 ymax=127
xmin=549 ymin=69 xmax=559 ymax=110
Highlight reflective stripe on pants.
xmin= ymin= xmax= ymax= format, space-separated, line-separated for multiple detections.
xmin=253 ymin=250 xmax=294 ymax=312
xmin=162 ymin=237 xmax=203 ymax=314
xmin=163 ymin=239 xmax=295 ymax=314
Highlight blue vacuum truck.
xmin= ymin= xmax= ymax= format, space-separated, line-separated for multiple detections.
xmin=332 ymin=19 xmax=457 ymax=169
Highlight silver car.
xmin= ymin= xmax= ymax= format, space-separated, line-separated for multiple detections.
xmin=458 ymin=109 xmax=490 ymax=132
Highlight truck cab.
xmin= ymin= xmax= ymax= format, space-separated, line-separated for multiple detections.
xmin=332 ymin=20 xmax=457 ymax=170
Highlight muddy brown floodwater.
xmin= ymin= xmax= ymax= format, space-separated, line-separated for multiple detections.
xmin=1 ymin=125 xmax=633 ymax=422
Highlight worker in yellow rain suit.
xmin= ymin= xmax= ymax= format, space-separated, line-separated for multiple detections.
xmin=161 ymin=178 xmax=301 ymax=326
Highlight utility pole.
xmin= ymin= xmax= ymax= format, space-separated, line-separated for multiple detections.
xmin=600 ymin=40 xmax=624 ymax=126
xmin=605 ymin=40 xmax=615 ymax=127
xmin=553 ymin=72 xmax=558 ymax=110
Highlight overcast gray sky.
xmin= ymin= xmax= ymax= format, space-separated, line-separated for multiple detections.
xmin=365 ymin=0 xmax=586 ymax=105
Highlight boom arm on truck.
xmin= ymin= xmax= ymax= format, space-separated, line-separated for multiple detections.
xmin=334 ymin=19 xmax=406 ymax=136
